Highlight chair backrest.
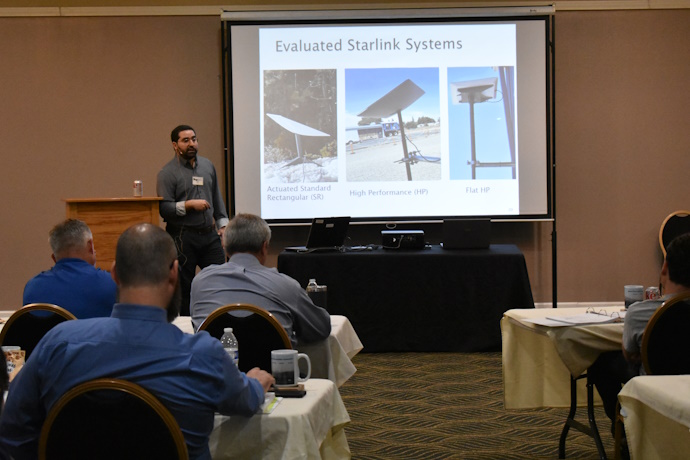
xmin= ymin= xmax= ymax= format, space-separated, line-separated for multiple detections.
xmin=197 ymin=303 xmax=292 ymax=373
xmin=641 ymin=292 xmax=690 ymax=375
xmin=0 ymin=304 xmax=77 ymax=360
xmin=39 ymin=378 xmax=188 ymax=460
xmin=659 ymin=210 xmax=690 ymax=257
xmin=0 ymin=351 xmax=8 ymax=413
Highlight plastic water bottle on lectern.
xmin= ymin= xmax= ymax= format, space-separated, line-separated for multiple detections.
xmin=221 ymin=327 xmax=239 ymax=367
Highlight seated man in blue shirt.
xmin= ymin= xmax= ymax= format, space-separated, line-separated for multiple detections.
xmin=23 ymin=218 xmax=116 ymax=318
xmin=190 ymin=213 xmax=331 ymax=347
xmin=0 ymin=223 xmax=275 ymax=460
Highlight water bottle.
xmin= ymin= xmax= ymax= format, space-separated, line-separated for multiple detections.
xmin=306 ymin=278 xmax=328 ymax=309
xmin=220 ymin=327 xmax=239 ymax=367
xmin=306 ymin=278 xmax=318 ymax=293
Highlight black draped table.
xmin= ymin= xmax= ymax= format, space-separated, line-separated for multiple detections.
xmin=278 ymin=244 xmax=534 ymax=352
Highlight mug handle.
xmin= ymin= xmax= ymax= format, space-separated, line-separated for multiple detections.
xmin=297 ymin=353 xmax=311 ymax=382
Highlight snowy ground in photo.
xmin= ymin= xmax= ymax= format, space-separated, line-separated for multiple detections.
xmin=346 ymin=126 xmax=441 ymax=182
xmin=264 ymin=157 xmax=338 ymax=183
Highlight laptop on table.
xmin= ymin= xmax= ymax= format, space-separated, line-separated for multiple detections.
xmin=284 ymin=217 xmax=350 ymax=252
xmin=441 ymin=218 xmax=491 ymax=250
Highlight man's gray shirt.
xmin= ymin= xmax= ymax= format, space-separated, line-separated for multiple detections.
xmin=622 ymin=294 xmax=671 ymax=374
xmin=157 ymin=155 xmax=229 ymax=230
xmin=190 ymin=253 xmax=331 ymax=347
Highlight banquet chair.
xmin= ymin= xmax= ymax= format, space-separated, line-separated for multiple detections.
xmin=197 ymin=303 xmax=292 ymax=373
xmin=0 ymin=303 xmax=77 ymax=360
xmin=38 ymin=378 xmax=187 ymax=460
xmin=0 ymin=351 xmax=8 ymax=413
xmin=640 ymin=291 xmax=690 ymax=375
xmin=613 ymin=292 xmax=690 ymax=459
xmin=659 ymin=210 xmax=690 ymax=257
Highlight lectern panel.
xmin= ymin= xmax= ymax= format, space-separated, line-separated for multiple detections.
xmin=65 ymin=198 xmax=161 ymax=271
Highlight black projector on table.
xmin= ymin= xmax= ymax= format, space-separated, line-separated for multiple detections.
xmin=381 ymin=230 xmax=425 ymax=249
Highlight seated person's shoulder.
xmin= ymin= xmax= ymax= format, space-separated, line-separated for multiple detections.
xmin=184 ymin=329 xmax=226 ymax=355
xmin=627 ymin=298 xmax=664 ymax=319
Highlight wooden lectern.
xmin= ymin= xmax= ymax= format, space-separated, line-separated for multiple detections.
xmin=65 ymin=198 xmax=162 ymax=271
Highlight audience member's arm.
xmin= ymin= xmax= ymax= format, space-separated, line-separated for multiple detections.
xmin=622 ymin=344 xmax=641 ymax=366
xmin=246 ymin=367 xmax=275 ymax=393
xmin=289 ymin=284 xmax=332 ymax=343
xmin=215 ymin=349 xmax=274 ymax=416
xmin=621 ymin=305 xmax=645 ymax=366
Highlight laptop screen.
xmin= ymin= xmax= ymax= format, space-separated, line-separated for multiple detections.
xmin=305 ymin=217 xmax=350 ymax=248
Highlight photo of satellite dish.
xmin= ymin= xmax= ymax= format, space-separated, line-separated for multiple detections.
xmin=263 ymin=69 xmax=337 ymax=183
xmin=344 ymin=67 xmax=441 ymax=182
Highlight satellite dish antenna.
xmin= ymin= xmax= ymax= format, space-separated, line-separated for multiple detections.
xmin=266 ymin=113 xmax=330 ymax=168
xmin=358 ymin=79 xmax=426 ymax=181
xmin=450 ymin=77 xmax=514 ymax=179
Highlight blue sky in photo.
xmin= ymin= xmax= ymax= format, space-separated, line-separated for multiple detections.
xmin=447 ymin=67 xmax=514 ymax=180
xmin=345 ymin=68 xmax=440 ymax=127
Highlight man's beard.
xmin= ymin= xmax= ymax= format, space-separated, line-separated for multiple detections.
xmin=180 ymin=148 xmax=197 ymax=162
xmin=166 ymin=280 xmax=182 ymax=323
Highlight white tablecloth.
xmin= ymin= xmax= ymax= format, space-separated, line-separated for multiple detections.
xmin=502 ymin=307 xmax=623 ymax=409
xmin=299 ymin=316 xmax=363 ymax=387
xmin=210 ymin=378 xmax=351 ymax=460
xmin=173 ymin=315 xmax=363 ymax=387
xmin=619 ymin=375 xmax=690 ymax=460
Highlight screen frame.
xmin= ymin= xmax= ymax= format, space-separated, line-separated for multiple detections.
xmin=221 ymin=7 xmax=555 ymax=225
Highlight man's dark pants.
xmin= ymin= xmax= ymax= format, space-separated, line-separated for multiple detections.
xmin=588 ymin=351 xmax=638 ymax=430
xmin=167 ymin=225 xmax=225 ymax=316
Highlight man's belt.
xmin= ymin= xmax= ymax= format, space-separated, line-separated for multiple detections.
xmin=167 ymin=225 xmax=215 ymax=235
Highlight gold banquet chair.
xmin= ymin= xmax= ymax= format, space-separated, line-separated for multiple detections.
xmin=0 ymin=303 xmax=76 ymax=360
xmin=39 ymin=378 xmax=188 ymax=460
xmin=640 ymin=291 xmax=690 ymax=375
xmin=613 ymin=292 xmax=690 ymax=459
xmin=659 ymin=210 xmax=690 ymax=257
xmin=197 ymin=303 xmax=292 ymax=373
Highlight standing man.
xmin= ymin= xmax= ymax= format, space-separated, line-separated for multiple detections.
xmin=0 ymin=223 xmax=274 ymax=460
xmin=23 ymin=219 xmax=116 ymax=319
xmin=157 ymin=125 xmax=229 ymax=315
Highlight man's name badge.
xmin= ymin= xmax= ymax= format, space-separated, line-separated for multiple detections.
xmin=192 ymin=176 xmax=204 ymax=186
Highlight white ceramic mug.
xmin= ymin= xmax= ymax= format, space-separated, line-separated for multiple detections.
xmin=624 ymin=285 xmax=644 ymax=308
xmin=271 ymin=349 xmax=311 ymax=387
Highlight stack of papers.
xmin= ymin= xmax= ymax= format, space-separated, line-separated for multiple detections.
xmin=526 ymin=311 xmax=625 ymax=327
xmin=260 ymin=394 xmax=282 ymax=414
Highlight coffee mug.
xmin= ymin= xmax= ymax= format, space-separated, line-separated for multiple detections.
xmin=271 ymin=349 xmax=311 ymax=387
xmin=624 ymin=285 xmax=644 ymax=308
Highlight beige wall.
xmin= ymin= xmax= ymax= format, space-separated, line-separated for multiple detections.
xmin=0 ymin=15 xmax=225 ymax=308
xmin=1 ymin=8 xmax=689 ymax=309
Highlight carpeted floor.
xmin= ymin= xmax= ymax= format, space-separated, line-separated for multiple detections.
xmin=339 ymin=352 xmax=614 ymax=459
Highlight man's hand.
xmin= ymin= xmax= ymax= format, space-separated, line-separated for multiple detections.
xmin=622 ymin=345 xmax=641 ymax=365
xmin=185 ymin=199 xmax=211 ymax=212
xmin=217 ymin=226 xmax=226 ymax=237
xmin=247 ymin=367 xmax=275 ymax=393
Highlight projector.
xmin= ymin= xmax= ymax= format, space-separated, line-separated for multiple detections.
xmin=381 ymin=230 xmax=425 ymax=249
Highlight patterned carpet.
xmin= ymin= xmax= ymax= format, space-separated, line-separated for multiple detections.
xmin=339 ymin=352 xmax=614 ymax=459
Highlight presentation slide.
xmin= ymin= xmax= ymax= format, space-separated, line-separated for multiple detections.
xmin=228 ymin=16 xmax=549 ymax=222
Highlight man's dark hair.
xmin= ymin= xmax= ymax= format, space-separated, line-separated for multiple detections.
xmin=49 ymin=219 xmax=91 ymax=257
xmin=223 ymin=213 xmax=271 ymax=255
xmin=666 ymin=232 xmax=690 ymax=288
xmin=171 ymin=125 xmax=195 ymax=143
xmin=115 ymin=223 xmax=177 ymax=287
